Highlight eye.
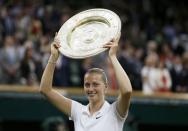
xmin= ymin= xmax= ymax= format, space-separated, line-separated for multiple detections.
xmin=84 ymin=83 xmax=90 ymax=88
xmin=92 ymin=82 xmax=100 ymax=87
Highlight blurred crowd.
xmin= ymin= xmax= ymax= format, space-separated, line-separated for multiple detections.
xmin=0 ymin=0 xmax=188 ymax=93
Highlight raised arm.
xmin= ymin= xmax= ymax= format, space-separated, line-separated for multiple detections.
xmin=104 ymin=35 xmax=132 ymax=117
xmin=40 ymin=36 xmax=71 ymax=116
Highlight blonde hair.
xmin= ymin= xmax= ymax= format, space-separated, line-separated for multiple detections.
xmin=85 ymin=68 xmax=108 ymax=85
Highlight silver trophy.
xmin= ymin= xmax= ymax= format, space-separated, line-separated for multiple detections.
xmin=57 ymin=8 xmax=121 ymax=59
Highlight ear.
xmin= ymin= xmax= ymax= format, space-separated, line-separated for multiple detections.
xmin=104 ymin=83 xmax=108 ymax=94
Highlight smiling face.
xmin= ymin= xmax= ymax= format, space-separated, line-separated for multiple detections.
xmin=84 ymin=72 xmax=107 ymax=104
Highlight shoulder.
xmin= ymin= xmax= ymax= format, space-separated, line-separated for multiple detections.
xmin=71 ymin=100 xmax=84 ymax=114
xmin=70 ymin=100 xmax=85 ymax=121
xmin=110 ymin=101 xmax=128 ymax=121
xmin=71 ymin=100 xmax=83 ymax=108
xmin=141 ymin=67 xmax=149 ymax=75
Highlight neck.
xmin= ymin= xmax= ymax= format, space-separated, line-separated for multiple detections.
xmin=89 ymin=100 xmax=105 ymax=115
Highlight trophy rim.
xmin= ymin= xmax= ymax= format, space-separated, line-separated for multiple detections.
xmin=57 ymin=8 xmax=121 ymax=59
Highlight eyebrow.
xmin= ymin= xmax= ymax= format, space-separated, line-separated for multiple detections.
xmin=84 ymin=81 xmax=100 ymax=84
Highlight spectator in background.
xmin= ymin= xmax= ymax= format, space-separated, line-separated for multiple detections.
xmin=106 ymin=58 xmax=117 ymax=90
xmin=40 ymin=35 xmax=51 ymax=69
xmin=179 ymin=52 xmax=188 ymax=92
xmin=132 ymin=47 xmax=144 ymax=90
xmin=42 ymin=117 xmax=69 ymax=131
xmin=29 ymin=17 xmax=43 ymax=42
xmin=53 ymin=55 xmax=71 ymax=87
xmin=141 ymin=53 xmax=158 ymax=94
xmin=68 ymin=59 xmax=84 ymax=87
xmin=0 ymin=35 xmax=20 ymax=84
xmin=20 ymin=43 xmax=38 ymax=85
xmin=119 ymin=41 xmax=143 ymax=90
xmin=81 ymin=57 xmax=93 ymax=85
xmin=156 ymin=60 xmax=172 ymax=92
xmin=1 ymin=7 xmax=16 ymax=35
xmin=159 ymin=43 xmax=174 ymax=70
xmin=146 ymin=40 xmax=158 ymax=55
xmin=0 ymin=52 xmax=3 ymax=83
xmin=170 ymin=56 xmax=184 ymax=92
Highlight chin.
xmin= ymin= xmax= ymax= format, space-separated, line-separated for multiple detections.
xmin=88 ymin=96 xmax=97 ymax=102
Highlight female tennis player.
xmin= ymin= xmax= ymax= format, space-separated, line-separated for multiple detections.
xmin=40 ymin=33 xmax=132 ymax=131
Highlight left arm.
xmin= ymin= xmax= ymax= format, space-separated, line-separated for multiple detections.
xmin=104 ymin=36 xmax=132 ymax=117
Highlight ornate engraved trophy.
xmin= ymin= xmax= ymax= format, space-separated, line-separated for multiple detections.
xmin=57 ymin=8 xmax=121 ymax=59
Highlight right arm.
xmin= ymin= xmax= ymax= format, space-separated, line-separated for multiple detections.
xmin=40 ymin=38 xmax=72 ymax=116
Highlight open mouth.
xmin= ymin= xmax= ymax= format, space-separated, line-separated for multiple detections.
xmin=87 ymin=93 xmax=96 ymax=97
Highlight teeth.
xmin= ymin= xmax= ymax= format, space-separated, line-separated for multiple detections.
xmin=88 ymin=93 xmax=96 ymax=97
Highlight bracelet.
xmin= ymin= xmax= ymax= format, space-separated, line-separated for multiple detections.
xmin=48 ymin=61 xmax=56 ymax=64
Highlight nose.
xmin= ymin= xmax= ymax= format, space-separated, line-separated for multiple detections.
xmin=87 ymin=86 xmax=94 ymax=92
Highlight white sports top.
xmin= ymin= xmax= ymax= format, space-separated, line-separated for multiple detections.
xmin=70 ymin=100 xmax=128 ymax=131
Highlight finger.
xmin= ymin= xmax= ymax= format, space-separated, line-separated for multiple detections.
xmin=116 ymin=32 xmax=121 ymax=41
xmin=53 ymin=44 xmax=58 ymax=49
xmin=54 ymin=37 xmax=61 ymax=44
xmin=103 ymin=44 xmax=112 ymax=47
xmin=53 ymin=43 xmax=61 ymax=48
xmin=54 ymin=32 xmax=60 ymax=42
xmin=103 ymin=44 xmax=110 ymax=47
xmin=105 ymin=41 xmax=114 ymax=45
xmin=53 ymin=44 xmax=59 ymax=49
xmin=103 ymin=43 xmax=112 ymax=48
xmin=104 ymin=43 xmax=118 ymax=47
xmin=55 ymin=32 xmax=58 ymax=36
xmin=110 ymin=33 xmax=120 ymax=43
xmin=56 ymin=44 xmax=61 ymax=48
xmin=105 ymin=41 xmax=118 ymax=45
xmin=54 ymin=39 xmax=60 ymax=44
xmin=103 ymin=43 xmax=117 ymax=48
xmin=56 ymin=43 xmax=61 ymax=47
xmin=111 ymin=38 xmax=115 ymax=42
